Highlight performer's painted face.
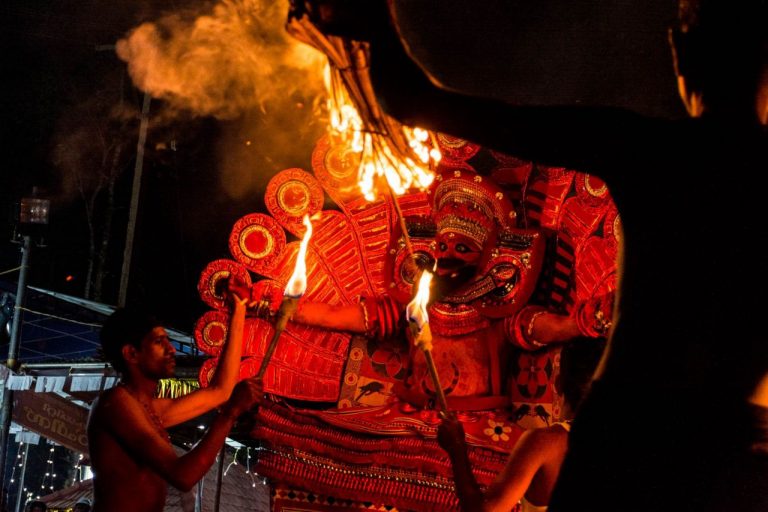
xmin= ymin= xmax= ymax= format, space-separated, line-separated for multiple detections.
xmin=433 ymin=232 xmax=483 ymax=295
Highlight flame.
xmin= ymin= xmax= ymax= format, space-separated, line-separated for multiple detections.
xmin=406 ymin=270 xmax=433 ymax=330
xmin=284 ymin=214 xmax=313 ymax=297
xmin=325 ymin=65 xmax=439 ymax=201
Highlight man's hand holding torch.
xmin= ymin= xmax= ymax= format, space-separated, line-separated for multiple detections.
xmin=406 ymin=269 xmax=449 ymax=413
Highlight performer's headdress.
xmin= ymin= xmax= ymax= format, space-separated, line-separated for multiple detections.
xmin=431 ymin=167 xmax=516 ymax=246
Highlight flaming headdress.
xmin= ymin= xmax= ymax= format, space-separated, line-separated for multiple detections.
xmin=286 ymin=5 xmax=440 ymax=201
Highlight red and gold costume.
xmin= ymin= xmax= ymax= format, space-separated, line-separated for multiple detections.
xmin=194 ymin=135 xmax=617 ymax=510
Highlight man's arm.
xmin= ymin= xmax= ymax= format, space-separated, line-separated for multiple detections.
xmin=437 ymin=414 xmax=485 ymax=511
xmin=158 ymin=279 xmax=247 ymax=427
xmin=291 ymin=301 xmax=367 ymax=332
xmin=482 ymin=430 xmax=555 ymax=512
xmin=93 ymin=379 xmax=261 ymax=492
xmin=438 ymin=414 xmax=550 ymax=512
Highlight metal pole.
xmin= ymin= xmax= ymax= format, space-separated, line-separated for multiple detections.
xmin=118 ymin=92 xmax=151 ymax=307
xmin=13 ymin=442 xmax=28 ymax=512
xmin=0 ymin=235 xmax=31 ymax=493
xmin=195 ymin=478 xmax=204 ymax=512
xmin=6 ymin=236 xmax=31 ymax=371
xmin=213 ymin=446 xmax=225 ymax=512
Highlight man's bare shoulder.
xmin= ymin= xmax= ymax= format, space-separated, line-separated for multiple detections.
xmin=521 ymin=424 xmax=569 ymax=451
xmin=89 ymin=386 xmax=130 ymax=422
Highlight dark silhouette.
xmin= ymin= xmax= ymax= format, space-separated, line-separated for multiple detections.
xmin=300 ymin=0 xmax=768 ymax=510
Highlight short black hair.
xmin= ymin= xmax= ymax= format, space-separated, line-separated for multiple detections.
xmin=559 ymin=336 xmax=607 ymax=412
xmin=100 ymin=308 xmax=162 ymax=374
xmin=26 ymin=501 xmax=47 ymax=511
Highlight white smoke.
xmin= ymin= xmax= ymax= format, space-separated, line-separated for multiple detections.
xmin=115 ymin=0 xmax=326 ymax=120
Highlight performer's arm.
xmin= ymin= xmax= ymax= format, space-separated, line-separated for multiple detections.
xmin=157 ymin=278 xmax=247 ymax=427
xmin=292 ymin=302 xmax=367 ymax=332
xmin=91 ymin=378 xmax=261 ymax=491
xmin=505 ymin=292 xmax=614 ymax=350
xmin=292 ymin=294 xmax=404 ymax=341
xmin=505 ymin=306 xmax=581 ymax=351
xmin=245 ymin=281 xmax=405 ymax=340
xmin=437 ymin=413 xmax=485 ymax=511
xmin=438 ymin=414 xmax=548 ymax=512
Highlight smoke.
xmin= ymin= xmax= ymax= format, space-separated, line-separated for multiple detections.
xmin=115 ymin=0 xmax=326 ymax=120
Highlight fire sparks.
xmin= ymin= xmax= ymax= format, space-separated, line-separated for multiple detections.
xmin=325 ymin=65 xmax=440 ymax=201
xmin=406 ymin=270 xmax=433 ymax=330
xmin=284 ymin=214 xmax=313 ymax=297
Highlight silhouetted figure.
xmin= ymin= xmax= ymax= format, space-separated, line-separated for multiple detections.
xmin=300 ymin=0 xmax=768 ymax=509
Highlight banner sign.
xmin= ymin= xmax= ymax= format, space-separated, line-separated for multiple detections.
xmin=12 ymin=391 xmax=89 ymax=454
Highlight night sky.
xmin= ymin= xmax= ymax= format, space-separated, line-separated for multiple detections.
xmin=1 ymin=0 xmax=684 ymax=332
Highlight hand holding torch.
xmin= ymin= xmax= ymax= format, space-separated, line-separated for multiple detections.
xmin=406 ymin=269 xmax=449 ymax=413
xmin=256 ymin=215 xmax=313 ymax=379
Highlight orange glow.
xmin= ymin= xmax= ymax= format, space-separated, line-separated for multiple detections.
xmin=325 ymin=65 xmax=439 ymax=201
xmin=406 ymin=270 xmax=433 ymax=330
xmin=284 ymin=214 xmax=313 ymax=297
xmin=65 ymin=275 xmax=74 ymax=282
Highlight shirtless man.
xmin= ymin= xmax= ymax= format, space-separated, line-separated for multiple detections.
xmin=87 ymin=281 xmax=262 ymax=512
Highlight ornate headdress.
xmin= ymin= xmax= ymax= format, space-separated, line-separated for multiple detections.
xmin=431 ymin=167 xmax=516 ymax=246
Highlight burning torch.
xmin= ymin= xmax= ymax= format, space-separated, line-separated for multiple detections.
xmin=256 ymin=214 xmax=313 ymax=379
xmin=406 ymin=269 xmax=449 ymax=413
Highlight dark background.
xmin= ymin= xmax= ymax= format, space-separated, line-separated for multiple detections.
xmin=0 ymin=0 xmax=683 ymax=333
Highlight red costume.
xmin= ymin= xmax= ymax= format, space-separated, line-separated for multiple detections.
xmin=194 ymin=135 xmax=617 ymax=510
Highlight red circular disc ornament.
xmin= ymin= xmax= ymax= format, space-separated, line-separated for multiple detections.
xmin=603 ymin=205 xmax=622 ymax=247
xmin=198 ymin=357 xmax=217 ymax=388
xmin=575 ymin=172 xmax=611 ymax=208
xmin=198 ymin=357 xmax=255 ymax=388
xmin=194 ymin=310 xmax=230 ymax=356
xmin=229 ymin=213 xmax=286 ymax=275
xmin=265 ymin=168 xmax=324 ymax=237
xmin=197 ymin=259 xmax=252 ymax=310
xmin=311 ymin=135 xmax=363 ymax=202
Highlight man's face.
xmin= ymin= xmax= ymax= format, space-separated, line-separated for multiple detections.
xmin=135 ymin=327 xmax=176 ymax=379
xmin=433 ymin=231 xmax=483 ymax=295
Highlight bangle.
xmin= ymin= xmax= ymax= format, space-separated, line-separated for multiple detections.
xmin=359 ymin=297 xmax=371 ymax=333
xmin=525 ymin=310 xmax=547 ymax=348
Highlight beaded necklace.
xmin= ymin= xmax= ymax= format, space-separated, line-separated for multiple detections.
xmin=119 ymin=382 xmax=171 ymax=444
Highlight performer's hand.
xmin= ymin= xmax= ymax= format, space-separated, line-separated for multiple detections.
xmin=226 ymin=276 xmax=250 ymax=309
xmin=221 ymin=377 xmax=264 ymax=419
xmin=575 ymin=292 xmax=615 ymax=338
xmin=437 ymin=411 xmax=467 ymax=455
xmin=531 ymin=310 xmax=581 ymax=345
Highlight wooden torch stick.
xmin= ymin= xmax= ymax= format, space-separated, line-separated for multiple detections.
xmin=409 ymin=321 xmax=449 ymax=412
xmin=256 ymin=296 xmax=299 ymax=379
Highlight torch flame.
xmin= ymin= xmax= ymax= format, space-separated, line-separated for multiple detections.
xmin=284 ymin=214 xmax=313 ymax=298
xmin=406 ymin=270 xmax=433 ymax=330
xmin=325 ymin=64 xmax=439 ymax=201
